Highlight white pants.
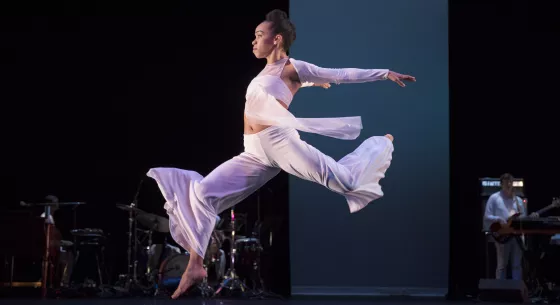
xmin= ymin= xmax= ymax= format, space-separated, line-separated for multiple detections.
xmin=147 ymin=126 xmax=394 ymax=257
xmin=494 ymin=238 xmax=523 ymax=280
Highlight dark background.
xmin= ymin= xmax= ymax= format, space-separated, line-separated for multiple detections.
xmin=449 ymin=0 xmax=560 ymax=298
xmin=0 ymin=0 xmax=292 ymax=295
xmin=0 ymin=0 xmax=559 ymax=299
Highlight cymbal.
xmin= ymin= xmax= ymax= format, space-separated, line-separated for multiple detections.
xmin=136 ymin=213 xmax=170 ymax=233
xmin=116 ymin=203 xmax=145 ymax=214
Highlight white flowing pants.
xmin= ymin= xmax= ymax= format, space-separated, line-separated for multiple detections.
xmin=147 ymin=126 xmax=394 ymax=257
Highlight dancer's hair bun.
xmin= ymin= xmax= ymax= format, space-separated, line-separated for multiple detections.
xmin=265 ymin=9 xmax=296 ymax=51
xmin=266 ymin=9 xmax=288 ymax=22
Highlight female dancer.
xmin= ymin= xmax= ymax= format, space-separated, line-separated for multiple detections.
xmin=147 ymin=9 xmax=415 ymax=298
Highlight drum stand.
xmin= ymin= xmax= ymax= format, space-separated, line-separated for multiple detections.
xmin=122 ymin=202 xmax=144 ymax=292
xmin=121 ymin=211 xmax=152 ymax=292
xmin=214 ymin=207 xmax=250 ymax=296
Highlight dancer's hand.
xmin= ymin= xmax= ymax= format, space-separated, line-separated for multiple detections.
xmin=387 ymin=71 xmax=416 ymax=87
xmin=314 ymin=83 xmax=331 ymax=89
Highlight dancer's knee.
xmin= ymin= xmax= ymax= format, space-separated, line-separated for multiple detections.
xmin=194 ymin=180 xmax=215 ymax=206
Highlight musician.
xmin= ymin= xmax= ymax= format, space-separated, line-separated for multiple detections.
xmin=483 ymin=173 xmax=537 ymax=280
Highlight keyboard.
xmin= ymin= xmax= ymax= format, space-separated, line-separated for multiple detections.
xmin=510 ymin=217 xmax=560 ymax=231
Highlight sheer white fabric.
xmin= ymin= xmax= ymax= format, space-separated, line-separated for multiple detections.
xmin=147 ymin=58 xmax=393 ymax=258
xmin=290 ymin=58 xmax=389 ymax=85
xmin=245 ymin=84 xmax=363 ymax=140
xmin=147 ymin=126 xmax=393 ymax=257
xmin=244 ymin=57 xmax=388 ymax=140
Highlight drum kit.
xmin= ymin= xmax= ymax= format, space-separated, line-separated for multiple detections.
xmin=11 ymin=191 xmax=276 ymax=299
xmin=113 ymin=202 xmax=268 ymax=298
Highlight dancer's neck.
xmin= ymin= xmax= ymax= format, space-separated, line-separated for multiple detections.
xmin=266 ymin=49 xmax=288 ymax=65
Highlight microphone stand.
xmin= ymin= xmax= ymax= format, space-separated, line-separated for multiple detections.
xmin=41 ymin=195 xmax=58 ymax=299
xmin=41 ymin=204 xmax=54 ymax=299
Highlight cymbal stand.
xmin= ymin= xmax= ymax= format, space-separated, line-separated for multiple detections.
xmin=124 ymin=179 xmax=145 ymax=293
xmin=125 ymin=203 xmax=138 ymax=286
xmin=123 ymin=204 xmax=150 ymax=294
xmin=214 ymin=207 xmax=250 ymax=297
xmin=145 ymin=226 xmax=153 ymax=278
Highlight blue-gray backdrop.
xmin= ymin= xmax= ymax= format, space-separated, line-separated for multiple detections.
xmin=288 ymin=0 xmax=449 ymax=296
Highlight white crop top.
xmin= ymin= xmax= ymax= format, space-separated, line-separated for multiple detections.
xmin=244 ymin=57 xmax=389 ymax=140
xmin=248 ymin=57 xmax=294 ymax=106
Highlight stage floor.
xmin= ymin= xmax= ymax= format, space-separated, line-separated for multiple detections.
xmin=0 ymin=298 xmax=479 ymax=305
xmin=0 ymin=295 xmax=529 ymax=305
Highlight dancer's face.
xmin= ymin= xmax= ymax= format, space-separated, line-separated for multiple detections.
xmin=252 ymin=21 xmax=280 ymax=58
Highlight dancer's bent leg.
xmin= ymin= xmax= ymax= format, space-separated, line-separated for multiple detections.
xmin=148 ymin=151 xmax=280 ymax=298
xmin=259 ymin=127 xmax=394 ymax=213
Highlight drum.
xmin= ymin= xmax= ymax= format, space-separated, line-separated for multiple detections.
xmin=235 ymin=238 xmax=262 ymax=260
xmin=158 ymin=252 xmax=190 ymax=289
xmin=234 ymin=237 xmax=262 ymax=281
xmin=145 ymin=243 xmax=182 ymax=283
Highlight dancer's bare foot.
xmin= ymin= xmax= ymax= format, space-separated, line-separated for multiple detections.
xmin=171 ymin=259 xmax=206 ymax=299
xmin=385 ymin=134 xmax=394 ymax=142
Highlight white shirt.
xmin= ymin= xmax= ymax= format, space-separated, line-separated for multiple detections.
xmin=483 ymin=191 xmax=526 ymax=231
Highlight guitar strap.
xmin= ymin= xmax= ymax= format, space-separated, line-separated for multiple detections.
xmin=514 ymin=196 xmax=523 ymax=214
xmin=513 ymin=196 xmax=527 ymax=249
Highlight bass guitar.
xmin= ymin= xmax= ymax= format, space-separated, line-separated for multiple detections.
xmin=489 ymin=197 xmax=560 ymax=243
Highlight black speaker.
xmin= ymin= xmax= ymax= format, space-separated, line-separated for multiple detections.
xmin=478 ymin=279 xmax=529 ymax=303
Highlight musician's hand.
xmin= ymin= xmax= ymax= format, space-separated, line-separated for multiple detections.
xmin=529 ymin=212 xmax=539 ymax=218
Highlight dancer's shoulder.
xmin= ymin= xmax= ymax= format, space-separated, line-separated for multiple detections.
xmin=287 ymin=58 xmax=316 ymax=74
xmin=288 ymin=57 xmax=311 ymax=66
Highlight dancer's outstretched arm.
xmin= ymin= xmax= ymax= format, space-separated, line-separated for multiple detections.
xmin=291 ymin=58 xmax=415 ymax=87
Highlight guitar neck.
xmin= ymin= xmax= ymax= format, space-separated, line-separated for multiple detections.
xmin=535 ymin=201 xmax=559 ymax=216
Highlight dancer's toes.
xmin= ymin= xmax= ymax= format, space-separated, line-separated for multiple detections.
xmin=384 ymin=134 xmax=394 ymax=142
xmin=170 ymin=262 xmax=207 ymax=299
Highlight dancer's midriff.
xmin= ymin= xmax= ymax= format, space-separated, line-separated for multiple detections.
xmin=243 ymin=99 xmax=288 ymax=134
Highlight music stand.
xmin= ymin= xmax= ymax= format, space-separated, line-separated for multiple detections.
xmin=20 ymin=199 xmax=86 ymax=299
